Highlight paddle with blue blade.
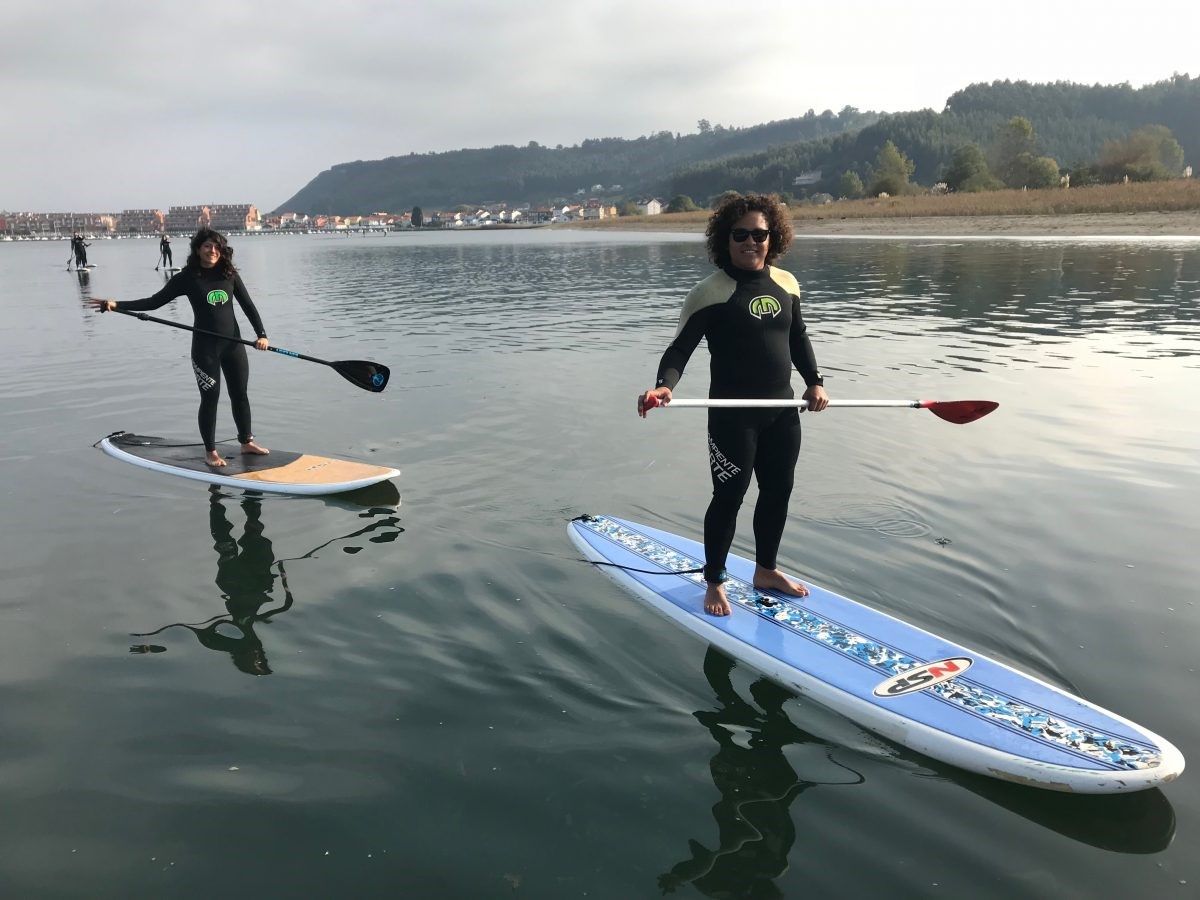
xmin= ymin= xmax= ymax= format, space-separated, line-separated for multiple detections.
xmin=641 ymin=396 xmax=998 ymax=424
xmin=109 ymin=307 xmax=389 ymax=393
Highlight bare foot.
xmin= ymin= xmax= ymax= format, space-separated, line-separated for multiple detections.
xmin=205 ymin=450 xmax=228 ymax=468
xmin=241 ymin=441 xmax=270 ymax=456
xmin=704 ymin=582 xmax=732 ymax=617
xmin=753 ymin=565 xmax=809 ymax=598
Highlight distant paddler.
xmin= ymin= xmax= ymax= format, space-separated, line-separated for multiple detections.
xmin=69 ymin=232 xmax=91 ymax=269
xmin=157 ymin=233 xmax=173 ymax=270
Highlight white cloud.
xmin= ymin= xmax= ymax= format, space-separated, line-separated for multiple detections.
xmin=2 ymin=0 xmax=1195 ymax=210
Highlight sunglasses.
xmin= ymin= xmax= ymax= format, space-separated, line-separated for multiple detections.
xmin=730 ymin=227 xmax=771 ymax=243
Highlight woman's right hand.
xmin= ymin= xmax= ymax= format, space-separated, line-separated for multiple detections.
xmin=638 ymin=386 xmax=672 ymax=418
xmin=88 ymin=299 xmax=117 ymax=312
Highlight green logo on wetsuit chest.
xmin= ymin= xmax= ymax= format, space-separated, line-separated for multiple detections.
xmin=748 ymin=295 xmax=781 ymax=319
xmin=206 ymin=289 xmax=230 ymax=306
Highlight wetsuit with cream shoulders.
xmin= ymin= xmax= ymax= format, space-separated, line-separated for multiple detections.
xmin=654 ymin=264 xmax=823 ymax=583
xmin=115 ymin=266 xmax=267 ymax=452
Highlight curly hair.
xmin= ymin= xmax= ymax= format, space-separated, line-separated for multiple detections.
xmin=186 ymin=227 xmax=237 ymax=277
xmin=704 ymin=193 xmax=793 ymax=269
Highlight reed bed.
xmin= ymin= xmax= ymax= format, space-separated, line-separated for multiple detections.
xmin=570 ymin=179 xmax=1200 ymax=230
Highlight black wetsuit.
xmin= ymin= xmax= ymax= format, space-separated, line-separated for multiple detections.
xmin=116 ymin=266 xmax=267 ymax=452
xmin=72 ymin=236 xmax=89 ymax=267
xmin=159 ymin=236 xmax=173 ymax=267
xmin=654 ymin=264 xmax=822 ymax=583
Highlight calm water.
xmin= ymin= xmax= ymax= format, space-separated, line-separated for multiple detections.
xmin=1 ymin=230 xmax=1198 ymax=898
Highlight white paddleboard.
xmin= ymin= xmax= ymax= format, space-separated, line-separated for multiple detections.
xmin=569 ymin=514 xmax=1184 ymax=794
xmin=99 ymin=432 xmax=399 ymax=496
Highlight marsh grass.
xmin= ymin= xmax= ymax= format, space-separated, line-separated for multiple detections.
xmin=571 ymin=179 xmax=1200 ymax=229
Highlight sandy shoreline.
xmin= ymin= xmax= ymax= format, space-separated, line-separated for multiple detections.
xmin=566 ymin=210 xmax=1200 ymax=237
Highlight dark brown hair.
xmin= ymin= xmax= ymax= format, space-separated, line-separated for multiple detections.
xmin=186 ymin=227 xmax=237 ymax=278
xmin=705 ymin=193 xmax=793 ymax=269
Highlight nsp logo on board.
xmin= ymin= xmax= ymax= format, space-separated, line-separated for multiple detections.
xmin=748 ymin=296 xmax=781 ymax=319
xmin=873 ymin=657 xmax=973 ymax=698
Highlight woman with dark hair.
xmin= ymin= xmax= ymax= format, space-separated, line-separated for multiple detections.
xmin=156 ymin=233 xmax=173 ymax=270
xmin=637 ymin=193 xmax=829 ymax=617
xmin=71 ymin=233 xmax=91 ymax=269
xmin=90 ymin=228 xmax=271 ymax=467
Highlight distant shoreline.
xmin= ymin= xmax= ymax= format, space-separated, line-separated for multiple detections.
xmin=797 ymin=210 xmax=1200 ymax=237
xmin=5 ymin=211 xmax=1197 ymax=241
xmin=564 ymin=209 xmax=1200 ymax=237
xmin=562 ymin=180 xmax=1200 ymax=237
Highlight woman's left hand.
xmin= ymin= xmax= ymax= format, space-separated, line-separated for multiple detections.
xmin=802 ymin=384 xmax=829 ymax=412
xmin=254 ymin=337 xmax=270 ymax=351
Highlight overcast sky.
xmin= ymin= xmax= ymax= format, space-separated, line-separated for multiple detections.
xmin=3 ymin=0 xmax=1195 ymax=213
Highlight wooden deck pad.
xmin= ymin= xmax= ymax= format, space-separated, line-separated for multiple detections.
xmin=232 ymin=454 xmax=396 ymax=485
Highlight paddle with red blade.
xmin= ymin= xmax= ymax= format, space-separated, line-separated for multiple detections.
xmin=108 ymin=307 xmax=389 ymax=393
xmin=641 ymin=397 xmax=998 ymax=424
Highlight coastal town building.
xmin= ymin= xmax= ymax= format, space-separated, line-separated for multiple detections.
xmin=166 ymin=205 xmax=210 ymax=231
xmin=1 ymin=205 xmax=263 ymax=236
xmin=0 ymin=211 xmax=116 ymax=235
xmin=119 ymin=209 xmax=166 ymax=233
xmin=5 ymin=192 xmax=671 ymax=237
xmin=581 ymin=200 xmax=618 ymax=220
xmin=165 ymin=204 xmax=260 ymax=232
xmin=265 ymin=212 xmax=311 ymax=230
xmin=548 ymin=204 xmax=583 ymax=222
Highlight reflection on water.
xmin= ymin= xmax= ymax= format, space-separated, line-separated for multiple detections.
xmin=74 ymin=268 xmax=91 ymax=298
xmin=131 ymin=489 xmax=403 ymax=675
xmin=950 ymin=771 xmax=1176 ymax=855
xmin=286 ymin=236 xmax=1200 ymax=384
xmin=131 ymin=492 xmax=294 ymax=675
xmin=0 ymin=232 xmax=1196 ymax=897
xmin=659 ymin=648 xmax=863 ymax=898
xmin=796 ymin=241 xmax=1200 ymax=365
xmin=667 ymin=644 xmax=1177 ymax=899
xmin=300 ymin=234 xmax=706 ymax=353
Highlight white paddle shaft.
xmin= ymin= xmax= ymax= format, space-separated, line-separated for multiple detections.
xmin=657 ymin=399 xmax=922 ymax=409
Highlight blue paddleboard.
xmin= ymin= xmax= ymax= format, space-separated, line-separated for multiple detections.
xmin=569 ymin=514 xmax=1184 ymax=793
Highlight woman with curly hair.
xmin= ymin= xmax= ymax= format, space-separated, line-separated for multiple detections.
xmin=90 ymin=228 xmax=271 ymax=468
xmin=637 ymin=193 xmax=828 ymax=617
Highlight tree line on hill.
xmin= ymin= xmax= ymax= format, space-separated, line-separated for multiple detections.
xmin=668 ymin=75 xmax=1196 ymax=204
xmin=796 ymin=117 xmax=1185 ymax=204
xmin=274 ymin=75 xmax=1196 ymax=216
xmin=274 ymin=107 xmax=878 ymax=215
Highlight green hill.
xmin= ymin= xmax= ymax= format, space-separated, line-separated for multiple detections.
xmin=670 ymin=75 xmax=1198 ymax=200
xmin=274 ymin=75 xmax=1197 ymax=215
xmin=273 ymin=108 xmax=878 ymax=214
